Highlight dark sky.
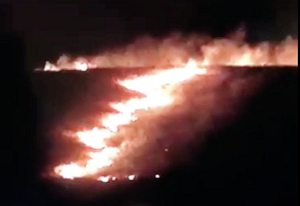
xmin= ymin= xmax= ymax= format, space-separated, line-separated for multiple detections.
xmin=2 ymin=1 xmax=298 ymax=205
xmin=1 ymin=0 xmax=298 ymax=69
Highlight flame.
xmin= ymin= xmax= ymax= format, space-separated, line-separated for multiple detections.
xmin=39 ymin=34 xmax=298 ymax=71
xmin=53 ymin=60 xmax=207 ymax=180
xmin=48 ymin=33 xmax=297 ymax=181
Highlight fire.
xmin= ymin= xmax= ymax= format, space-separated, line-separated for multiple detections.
xmin=45 ymin=33 xmax=297 ymax=181
xmin=53 ymin=60 xmax=207 ymax=180
xmin=38 ymin=34 xmax=298 ymax=71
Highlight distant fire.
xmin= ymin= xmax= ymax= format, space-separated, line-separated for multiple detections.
xmin=39 ymin=33 xmax=297 ymax=182
xmin=38 ymin=33 xmax=297 ymax=71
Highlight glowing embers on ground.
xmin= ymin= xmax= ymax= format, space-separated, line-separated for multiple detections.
xmin=53 ymin=60 xmax=207 ymax=181
xmin=95 ymin=174 xmax=159 ymax=183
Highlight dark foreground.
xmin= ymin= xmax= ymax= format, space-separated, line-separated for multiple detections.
xmin=6 ymin=66 xmax=298 ymax=206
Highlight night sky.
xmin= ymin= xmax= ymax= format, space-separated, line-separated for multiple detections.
xmin=2 ymin=0 xmax=298 ymax=70
xmin=2 ymin=1 xmax=298 ymax=206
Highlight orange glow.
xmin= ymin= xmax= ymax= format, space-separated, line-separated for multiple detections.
xmin=43 ymin=33 xmax=297 ymax=181
xmin=53 ymin=60 xmax=207 ymax=180
xmin=39 ymin=35 xmax=297 ymax=71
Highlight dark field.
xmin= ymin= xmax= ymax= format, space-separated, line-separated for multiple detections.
xmin=9 ymin=66 xmax=298 ymax=206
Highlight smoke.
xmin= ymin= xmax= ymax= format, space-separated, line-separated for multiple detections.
xmin=79 ymin=68 xmax=265 ymax=176
xmin=38 ymin=29 xmax=297 ymax=180
xmin=132 ymin=69 xmax=264 ymax=173
xmin=39 ymin=32 xmax=298 ymax=71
